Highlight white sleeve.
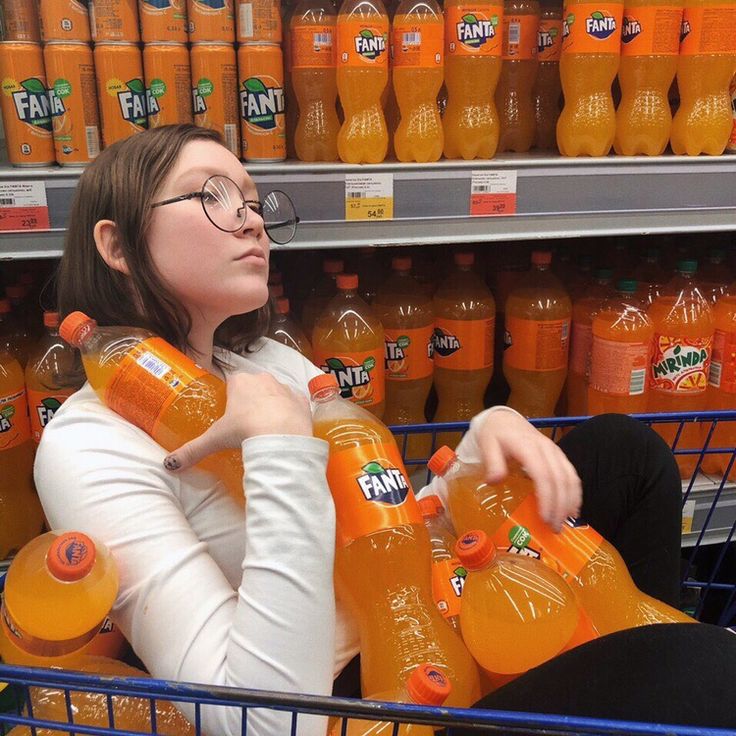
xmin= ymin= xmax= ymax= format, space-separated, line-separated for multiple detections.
xmin=35 ymin=409 xmax=335 ymax=736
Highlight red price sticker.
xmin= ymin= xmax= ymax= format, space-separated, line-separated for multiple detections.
xmin=0 ymin=181 xmax=50 ymax=231
xmin=470 ymin=171 xmax=517 ymax=216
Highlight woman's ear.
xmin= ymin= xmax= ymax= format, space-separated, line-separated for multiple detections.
xmin=94 ymin=220 xmax=130 ymax=276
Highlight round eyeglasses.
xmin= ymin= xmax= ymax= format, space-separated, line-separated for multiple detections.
xmin=151 ymin=174 xmax=300 ymax=245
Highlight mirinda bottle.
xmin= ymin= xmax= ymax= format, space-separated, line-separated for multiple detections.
xmin=309 ymin=374 xmax=481 ymax=707
xmin=59 ymin=312 xmax=245 ymax=503
xmin=336 ymin=0 xmax=390 ymax=163
xmin=443 ymin=0 xmax=504 ymax=158
xmin=429 ymin=447 xmax=695 ymax=635
xmin=533 ymin=0 xmax=563 ymax=150
xmin=392 ymin=0 xmax=445 ymax=162
xmin=613 ymin=0 xmax=682 ymax=155
xmin=556 ymin=0 xmax=624 ymax=155
xmin=266 ymin=297 xmax=314 ymax=361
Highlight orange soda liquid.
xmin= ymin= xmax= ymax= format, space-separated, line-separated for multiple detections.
xmin=496 ymin=0 xmax=540 ymax=152
xmin=698 ymin=248 xmax=731 ymax=305
xmin=59 ymin=312 xmax=245 ymax=504
xmin=533 ymin=0 xmax=563 ymax=150
xmin=266 ymin=296 xmax=314 ymax=360
xmin=556 ymin=0 xmax=624 ymax=156
xmin=310 ymin=374 xmax=481 ymax=706
xmin=302 ymin=257 xmax=344 ymax=337
xmin=613 ymin=0 xmax=681 ymax=155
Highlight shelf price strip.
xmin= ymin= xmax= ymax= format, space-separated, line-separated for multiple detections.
xmin=0 ymin=181 xmax=50 ymax=231
xmin=470 ymin=170 xmax=517 ymax=216
xmin=345 ymin=173 xmax=394 ymax=221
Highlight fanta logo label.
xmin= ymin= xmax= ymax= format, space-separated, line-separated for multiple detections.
xmin=322 ymin=356 xmax=374 ymax=398
xmin=450 ymin=565 xmax=467 ymax=597
xmin=562 ymin=13 xmax=574 ymax=38
xmin=48 ymin=89 xmax=66 ymax=117
xmin=36 ymin=397 xmax=62 ymax=430
xmin=537 ymin=27 xmax=558 ymax=52
xmin=652 ymin=345 xmax=709 ymax=379
xmin=192 ymin=87 xmax=207 ymax=115
xmin=356 ymin=460 xmax=411 ymax=505
xmin=432 ymin=328 xmax=460 ymax=357
xmin=12 ymin=78 xmax=52 ymax=131
xmin=100 ymin=617 xmax=115 ymax=634
xmin=55 ymin=536 xmax=89 ymax=568
xmin=680 ymin=18 xmax=691 ymax=42
xmin=117 ymin=79 xmax=147 ymax=125
xmin=621 ymin=16 xmax=641 ymax=43
xmin=509 ymin=524 xmax=532 ymax=549
xmin=385 ymin=335 xmax=410 ymax=367
xmin=240 ymin=78 xmax=285 ymax=130
xmin=585 ymin=11 xmax=617 ymax=39
xmin=456 ymin=13 xmax=497 ymax=47
xmin=354 ymin=29 xmax=386 ymax=59
xmin=506 ymin=543 xmax=542 ymax=559
xmin=0 ymin=403 xmax=16 ymax=433
xmin=1 ymin=606 xmax=21 ymax=639
xmin=145 ymin=89 xmax=161 ymax=116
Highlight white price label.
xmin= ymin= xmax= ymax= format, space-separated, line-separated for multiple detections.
xmin=345 ymin=173 xmax=394 ymax=221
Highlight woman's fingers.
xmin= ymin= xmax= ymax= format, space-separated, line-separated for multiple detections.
xmin=164 ymin=420 xmax=230 ymax=473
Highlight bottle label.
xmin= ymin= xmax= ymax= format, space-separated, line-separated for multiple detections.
xmin=620 ymin=5 xmax=682 ymax=56
xmin=503 ymin=316 xmax=571 ymax=372
xmin=537 ymin=18 xmax=563 ymax=60
xmin=391 ymin=20 xmax=444 ymax=68
xmin=561 ymin=2 xmax=624 ymax=55
xmin=569 ymin=321 xmax=592 ymax=376
xmin=336 ymin=19 xmax=389 ymax=67
xmin=432 ymin=317 xmax=495 ymax=371
xmin=384 ymin=326 xmax=434 ymax=381
xmin=649 ymin=334 xmax=712 ymax=394
xmin=503 ymin=14 xmax=539 ymax=59
xmin=106 ymin=337 xmax=208 ymax=437
xmin=0 ymin=385 xmax=31 ymax=451
xmin=590 ymin=336 xmax=650 ymax=396
xmin=314 ymin=348 xmax=386 ymax=408
xmin=709 ymin=328 xmax=736 ymax=393
xmin=291 ymin=24 xmax=336 ymax=68
xmin=679 ymin=5 xmax=736 ymax=55
xmin=445 ymin=5 xmax=504 ymax=57
xmin=326 ymin=442 xmax=421 ymax=546
xmin=27 ymin=389 xmax=74 ymax=443
xmin=431 ymin=557 xmax=465 ymax=619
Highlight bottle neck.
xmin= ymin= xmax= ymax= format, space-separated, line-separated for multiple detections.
xmin=312 ymin=386 xmax=340 ymax=403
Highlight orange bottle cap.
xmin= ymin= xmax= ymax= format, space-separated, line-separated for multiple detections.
xmin=43 ymin=311 xmax=60 ymax=328
xmin=0 ymin=299 xmax=10 ymax=314
xmin=308 ymin=372 xmax=339 ymax=397
xmin=268 ymin=283 xmax=284 ymax=298
xmin=454 ymin=252 xmax=474 ymax=267
xmin=6 ymin=285 xmax=25 ymax=300
xmin=427 ymin=446 xmax=456 ymax=476
xmin=406 ymin=664 xmax=452 ymax=706
xmin=455 ymin=530 xmax=496 ymax=570
xmin=324 ymin=259 xmax=344 ymax=274
xmin=392 ymin=256 xmax=412 ymax=271
xmin=60 ymin=311 xmax=96 ymax=348
xmin=417 ymin=495 xmax=443 ymax=519
xmin=337 ymin=273 xmax=359 ymax=291
xmin=46 ymin=532 xmax=97 ymax=582
xmin=274 ymin=297 xmax=290 ymax=315
xmin=268 ymin=270 xmax=282 ymax=285
xmin=531 ymin=250 xmax=552 ymax=266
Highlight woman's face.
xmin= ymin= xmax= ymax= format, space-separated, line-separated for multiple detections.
xmin=145 ymin=139 xmax=270 ymax=326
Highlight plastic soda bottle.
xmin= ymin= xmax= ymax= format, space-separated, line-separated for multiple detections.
xmin=432 ymin=252 xmax=496 ymax=448
xmin=442 ymin=0 xmax=504 ymax=158
xmin=496 ymin=0 xmax=541 ymax=152
xmin=336 ymin=0 xmax=390 ymax=163
xmin=0 ymin=299 xmax=31 ymax=367
xmin=313 ymin=274 xmax=386 ymax=418
xmin=589 ymin=280 xmax=654 ymax=415
xmin=429 ymin=447 xmax=695 ymax=635
xmin=392 ymin=0 xmax=445 ymax=162
xmin=670 ymin=0 xmax=736 ymax=155
xmin=698 ymin=248 xmax=731 ymax=305
xmin=301 ymin=257 xmax=344 ymax=338
xmin=613 ymin=0 xmax=682 ymax=155
xmin=291 ymin=0 xmax=340 ymax=161
xmin=533 ymin=0 xmax=563 ymax=150
xmin=267 ymin=297 xmax=314 ymax=361
xmin=309 ymin=374 xmax=481 ymax=706
xmin=503 ymin=250 xmax=571 ymax=419
xmin=59 ymin=312 xmax=245 ymax=502
xmin=355 ymin=247 xmax=383 ymax=304
xmin=634 ymin=246 xmax=667 ymax=306
xmin=373 ymin=257 xmax=434 ymax=457
xmin=556 ymin=0 xmax=624 ymax=155
xmin=647 ymin=261 xmax=715 ymax=479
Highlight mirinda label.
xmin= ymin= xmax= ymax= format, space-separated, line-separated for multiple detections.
xmin=649 ymin=334 xmax=712 ymax=394
xmin=391 ymin=19 xmax=444 ymax=68
xmin=503 ymin=14 xmax=538 ymax=59
xmin=709 ymin=328 xmax=736 ymax=393
xmin=538 ymin=18 xmax=563 ymax=60
xmin=384 ymin=326 xmax=434 ymax=381
xmin=504 ymin=316 xmax=570 ymax=372
xmin=445 ymin=5 xmax=503 ymax=56
xmin=337 ymin=19 xmax=389 ymax=67
xmin=561 ymin=2 xmax=624 ymax=54
xmin=679 ymin=5 xmax=736 ymax=55
xmin=28 ymin=389 xmax=74 ymax=443
xmin=291 ymin=24 xmax=336 ymax=68
xmin=590 ymin=337 xmax=650 ymax=396
xmin=432 ymin=317 xmax=494 ymax=371
xmin=620 ymin=5 xmax=682 ymax=56
xmin=314 ymin=348 xmax=386 ymax=408
xmin=0 ymin=385 xmax=31 ymax=451
xmin=326 ymin=442 xmax=421 ymax=546
xmin=431 ymin=557 xmax=465 ymax=619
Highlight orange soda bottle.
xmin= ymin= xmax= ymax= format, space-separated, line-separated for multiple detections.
xmin=336 ymin=0 xmax=390 ymax=163
xmin=373 ymin=256 xmax=434 ymax=457
xmin=0 ymin=299 xmax=30 ymax=366
xmin=301 ymin=257 xmax=344 ymax=338
xmin=503 ymin=250 xmax=571 ymax=418
xmin=355 ymin=247 xmax=383 ymax=304
xmin=59 ymin=312 xmax=244 ymax=502
xmin=556 ymin=0 xmax=624 ymax=155
xmin=391 ymin=0 xmax=445 ymax=162
xmin=291 ymin=0 xmax=340 ymax=161
xmin=313 ymin=273 xmax=386 ymax=418
xmin=589 ymin=279 xmax=654 ymax=415
xmin=647 ymin=261 xmax=715 ymax=479
xmin=496 ymin=0 xmax=541 ymax=152
xmin=698 ymin=248 xmax=731 ymax=305
xmin=613 ymin=0 xmax=682 ymax=155
xmin=442 ymin=0 xmax=504 ymax=158
xmin=670 ymin=0 xmax=736 ymax=155
xmin=634 ymin=246 xmax=668 ymax=306
xmin=432 ymin=252 xmax=495 ymax=448
xmin=309 ymin=374 xmax=481 ymax=706
xmin=266 ymin=297 xmax=314 ymax=360
xmin=429 ymin=447 xmax=695 ymax=635
xmin=533 ymin=0 xmax=563 ymax=150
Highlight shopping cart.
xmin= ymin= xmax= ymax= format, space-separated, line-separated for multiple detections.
xmin=1 ymin=411 xmax=735 ymax=736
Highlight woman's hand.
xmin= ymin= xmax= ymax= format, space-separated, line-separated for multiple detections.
xmin=477 ymin=409 xmax=582 ymax=532
xmin=163 ymin=372 xmax=313 ymax=472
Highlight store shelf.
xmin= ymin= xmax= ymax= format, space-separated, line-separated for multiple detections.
xmin=0 ymin=154 xmax=735 ymax=258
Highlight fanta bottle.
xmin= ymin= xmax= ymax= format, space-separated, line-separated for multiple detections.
xmin=336 ymin=0 xmax=390 ymax=163
xmin=432 ymin=252 xmax=495 ymax=448
xmin=634 ymin=246 xmax=667 ymax=306
xmin=373 ymin=257 xmax=434 ymax=457
xmin=267 ymin=297 xmax=314 ymax=360
xmin=355 ymin=247 xmax=383 ymax=304
xmin=301 ymin=257 xmax=344 ymax=338
xmin=59 ymin=312 xmax=244 ymax=502
xmin=613 ymin=0 xmax=682 ymax=155
xmin=313 ymin=274 xmax=386 ymax=418
xmin=647 ymin=261 xmax=715 ymax=479
xmin=589 ymin=280 xmax=654 ymax=415
xmin=291 ymin=0 xmax=340 ymax=161
xmin=670 ymin=0 xmax=736 ymax=155
xmin=443 ymin=0 xmax=504 ymax=158
xmin=429 ymin=447 xmax=695 ymax=635
xmin=556 ymin=0 xmax=624 ymax=155
xmin=698 ymin=248 xmax=731 ymax=304
xmin=503 ymin=250 xmax=571 ymax=419
xmin=496 ymin=0 xmax=541 ymax=152
xmin=0 ymin=297 xmax=32 ymax=367
xmin=533 ymin=0 xmax=563 ymax=150
xmin=392 ymin=0 xmax=445 ymax=162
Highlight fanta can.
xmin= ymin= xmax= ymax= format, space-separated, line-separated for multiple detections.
xmin=90 ymin=0 xmax=141 ymax=41
xmin=266 ymin=296 xmax=314 ymax=360
xmin=309 ymin=373 xmax=481 ymax=705
xmin=38 ymin=0 xmax=92 ymax=42
xmin=187 ymin=0 xmax=235 ymax=41
xmin=0 ymin=0 xmax=40 ymax=41
xmin=139 ymin=0 xmax=188 ymax=42
xmin=236 ymin=0 xmax=282 ymax=42
xmin=143 ymin=42 xmax=193 ymax=126
xmin=533 ymin=0 xmax=563 ymax=150
xmin=301 ymin=256 xmax=344 ymax=337
xmin=313 ymin=273 xmax=386 ymax=418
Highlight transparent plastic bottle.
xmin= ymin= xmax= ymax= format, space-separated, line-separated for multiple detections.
xmin=301 ymin=257 xmax=345 ymax=338
xmin=698 ymin=248 xmax=731 ymax=305
xmin=266 ymin=296 xmax=314 ymax=360
xmin=634 ymin=246 xmax=668 ymax=306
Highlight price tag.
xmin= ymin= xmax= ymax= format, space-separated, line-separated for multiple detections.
xmin=0 ymin=181 xmax=50 ymax=231
xmin=345 ymin=173 xmax=394 ymax=221
xmin=470 ymin=170 xmax=517 ymax=216
xmin=682 ymin=498 xmax=696 ymax=535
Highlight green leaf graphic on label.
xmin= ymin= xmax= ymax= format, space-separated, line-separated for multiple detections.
xmin=326 ymin=357 xmax=346 ymax=371
xmin=462 ymin=13 xmax=477 ymax=22
xmin=127 ymin=78 xmax=145 ymax=94
xmin=53 ymin=78 xmax=72 ymax=98
xmin=362 ymin=461 xmax=384 ymax=475
xmin=0 ymin=405 xmax=15 ymax=420
xmin=567 ymin=13 xmax=575 ymax=23
xmin=150 ymin=78 xmax=166 ymax=98
xmin=360 ymin=28 xmax=374 ymax=38
xmin=491 ymin=14 xmax=499 ymax=25
xmin=22 ymin=78 xmax=46 ymax=95
xmin=550 ymin=27 xmax=558 ymax=37
xmin=41 ymin=397 xmax=61 ymax=411
xmin=591 ymin=10 xmax=604 ymax=19
xmin=397 ymin=335 xmax=410 ymax=349
xmin=509 ymin=524 xmax=531 ymax=549
xmin=197 ymin=77 xmax=214 ymax=97
xmin=244 ymin=77 xmax=267 ymax=94
xmin=363 ymin=356 xmax=376 ymax=372
xmin=674 ymin=345 xmax=681 ymax=355
xmin=454 ymin=566 xmax=467 ymax=578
